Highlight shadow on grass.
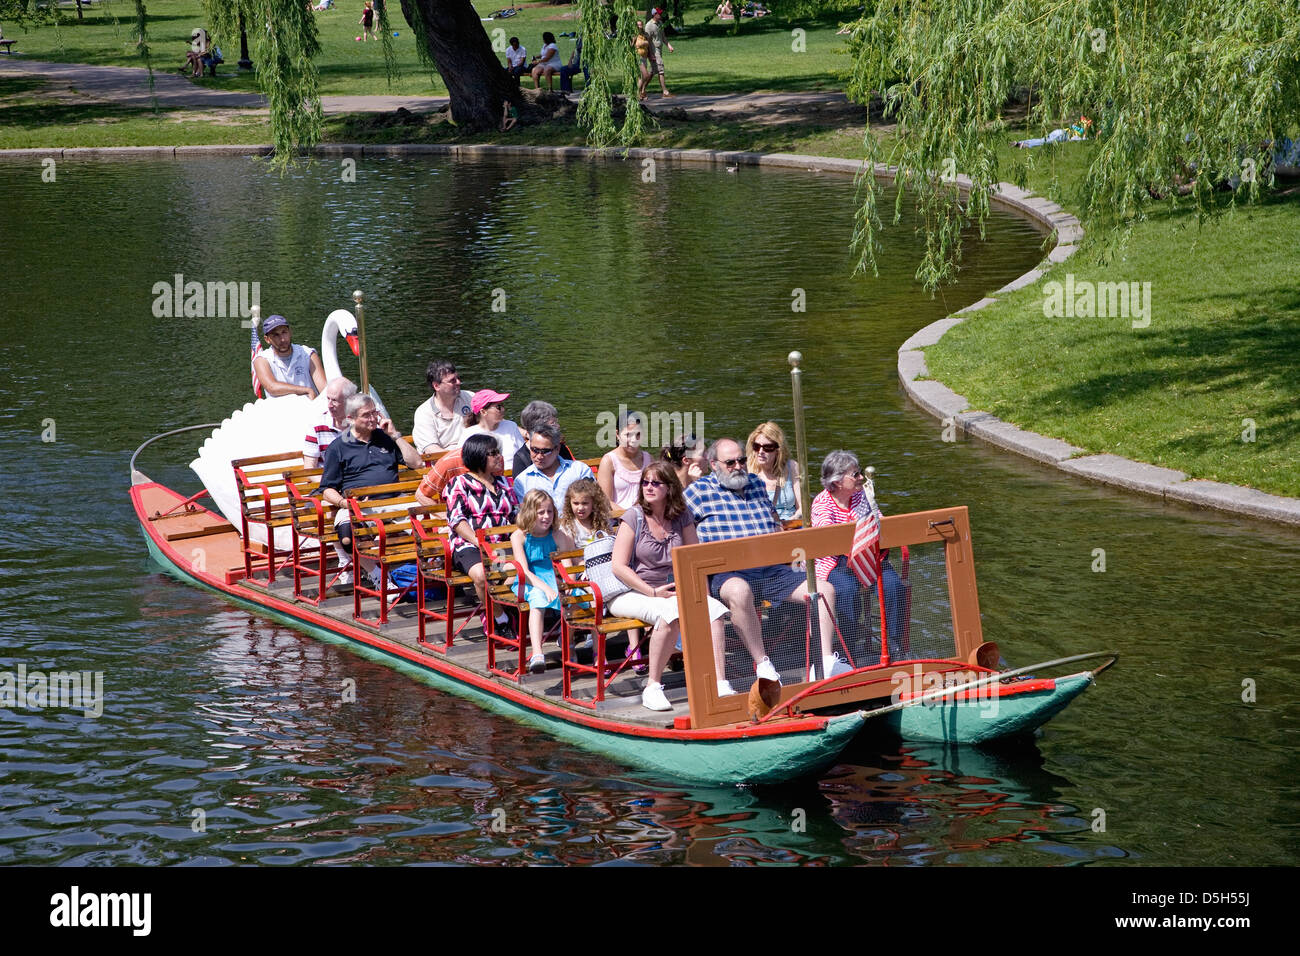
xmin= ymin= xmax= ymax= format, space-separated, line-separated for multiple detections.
xmin=0 ymin=75 xmax=49 ymax=96
xmin=1027 ymin=288 xmax=1300 ymax=452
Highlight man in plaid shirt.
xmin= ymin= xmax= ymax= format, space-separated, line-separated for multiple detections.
xmin=685 ymin=438 xmax=850 ymax=688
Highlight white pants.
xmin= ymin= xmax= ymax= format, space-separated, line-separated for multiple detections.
xmin=609 ymin=591 xmax=728 ymax=627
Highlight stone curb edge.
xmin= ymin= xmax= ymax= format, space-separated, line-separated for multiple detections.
xmin=4 ymin=141 xmax=1295 ymax=526
xmin=893 ymin=179 xmax=1300 ymax=529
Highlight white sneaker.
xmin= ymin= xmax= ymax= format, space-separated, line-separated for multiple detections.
xmin=641 ymin=682 xmax=672 ymax=712
xmin=825 ymin=653 xmax=853 ymax=678
xmin=755 ymin=657 xmax=781 ymax=684
xmin=717 ymin=679 xmax=738 ymax=697
xmin=334 ymin=569 xmax=352 ymax=587
xmin=809 ymin=653 xmax=854 ymax=681
xmin=528 ymin=653 xmax=546 ymax=674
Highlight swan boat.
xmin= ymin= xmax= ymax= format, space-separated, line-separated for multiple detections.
xmin=129 ymin=335 xmax=1115 ymax=785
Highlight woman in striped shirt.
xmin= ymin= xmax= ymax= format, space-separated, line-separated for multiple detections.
xmin=811 ymin=450 xmax=907 ymax=661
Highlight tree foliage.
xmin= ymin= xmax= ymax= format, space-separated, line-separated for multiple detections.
xmin=205 ymin=0 xmax=323 ymax=159
xmin=575 ymin=0 xmax=646 ymax=146
xmin=846 ymin=0 xmax=1300 ymax=288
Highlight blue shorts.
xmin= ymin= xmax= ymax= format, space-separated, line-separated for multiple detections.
xmin=709 ymin=564 xmax=807 ymax=604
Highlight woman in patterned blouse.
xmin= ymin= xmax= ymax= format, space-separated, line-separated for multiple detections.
xmin=445 ymin=433 xmax=519 ymax=629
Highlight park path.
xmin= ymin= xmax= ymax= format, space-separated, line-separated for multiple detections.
xmin=1 ymin=57 xmax=858 ymax=119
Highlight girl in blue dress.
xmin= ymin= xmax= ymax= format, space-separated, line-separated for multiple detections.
xmin=511 ymin=490 xmax=575 ymax=674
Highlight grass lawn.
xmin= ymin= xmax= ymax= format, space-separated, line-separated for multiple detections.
xmin=4 ymin=4 xmax=1298 ymax=499
xmin=921 ymin=136 xmax=1300 ymax=498
xmin=3 ymin=0 xmax=857 ymax=97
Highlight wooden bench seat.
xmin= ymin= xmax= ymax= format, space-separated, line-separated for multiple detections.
xmin=476 ymin=525 xmax=530 ymax=681
xmin=410 ymin=506 xmax=478 ymax=654
xmin=233 ymin=451 xmax=306 ymax=587
xmin=552 ymin=547 xmax=652 ymax=709
xmin=347 ymin=477 xmax=425 ymax=627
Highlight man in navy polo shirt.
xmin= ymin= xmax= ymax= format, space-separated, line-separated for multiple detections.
xmin=685 ymin=437 xmax=849 ymax=689
xmin=321 ymin=393 xmax=421 ymax=586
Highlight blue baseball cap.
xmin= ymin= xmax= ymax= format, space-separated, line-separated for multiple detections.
xmin=262 ymin=314 xmax=289 ymax=335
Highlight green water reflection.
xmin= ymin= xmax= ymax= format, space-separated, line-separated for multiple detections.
xmin=0 ymin=155 xmax=1295 ymax=866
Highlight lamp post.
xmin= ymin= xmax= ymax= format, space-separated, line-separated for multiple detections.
xmin=238 ymin=12 xmax=252 ymax=71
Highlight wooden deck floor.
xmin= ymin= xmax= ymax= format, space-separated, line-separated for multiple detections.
xmin=244 ymin=573 xmax=690 ymax=729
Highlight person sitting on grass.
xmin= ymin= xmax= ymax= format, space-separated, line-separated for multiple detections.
xmin=511 ymin=490 xmax=575 ymax=675
xmin=716 ymin=0 xmax=734 ymax=18
xmin=531 ymin=32 xmax=563 ymax=90
xmin=501 ymin=99 xmax=518 ymax=132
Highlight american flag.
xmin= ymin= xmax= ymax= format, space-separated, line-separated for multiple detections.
xmin=250 ymin=323 xmax=263 ymax=398
xmin=848 ymin=502 xmax=882 ymax=588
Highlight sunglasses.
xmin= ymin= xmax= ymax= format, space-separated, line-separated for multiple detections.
xmin=641 ymin=479 xmax=666 ymax=488
xmin=529 ymin=444 xmax=556 ymax=456
xmin=718 ymin=457 xmax=746 ymax=468
xmin=752 ymin=442 xmax=779 ymax=453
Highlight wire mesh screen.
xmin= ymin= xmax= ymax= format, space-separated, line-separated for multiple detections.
xmin=710 ymin=537 xmax=958 ymax=691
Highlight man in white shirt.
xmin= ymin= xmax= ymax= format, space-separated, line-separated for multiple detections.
xmin=504 ymin=36 xmax=527 ymax=79
xmin=411 ymin=359 xmax=476 ymax=454
xmin=254 ymin=313 xmax=327 ymax=399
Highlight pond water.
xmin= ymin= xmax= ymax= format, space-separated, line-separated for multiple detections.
xmin=0 ymin=154 xmax=1295 ymax=866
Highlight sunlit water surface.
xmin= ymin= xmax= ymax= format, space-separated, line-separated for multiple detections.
xmin=0 ymin=156 xmax=1295 ymax=865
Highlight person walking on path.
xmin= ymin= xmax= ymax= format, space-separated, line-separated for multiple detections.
xmin=644 ymin=8 xmax=674 ymax=97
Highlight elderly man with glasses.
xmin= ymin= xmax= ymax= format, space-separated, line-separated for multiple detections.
xmin=511 ymin=423 xmax=593 ymax=509
xmin=321 ymin=394 xmax=421 ymax=587
xmin=684 ymin=437 xmax=850 ymax=691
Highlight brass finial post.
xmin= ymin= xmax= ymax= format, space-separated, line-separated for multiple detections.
xmin=353 ymin=290 xmax=369 ymax=396
xmin=789 ymin=350 xmax=823 ymax=673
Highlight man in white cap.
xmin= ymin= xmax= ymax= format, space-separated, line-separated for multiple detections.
xmin=254 ymin=313 xmax=327 ymax=399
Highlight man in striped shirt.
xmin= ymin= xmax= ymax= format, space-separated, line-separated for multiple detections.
xmin=685 ymin=438 xmax=849 ymax=689
xmin=303 ymin=378 xmax=358 ymax=468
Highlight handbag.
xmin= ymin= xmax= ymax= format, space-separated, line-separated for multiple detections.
xmin=583 ymin=510 xmax=641 ymax=603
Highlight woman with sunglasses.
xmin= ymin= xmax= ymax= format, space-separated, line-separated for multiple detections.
xmin=462 ymin=389 xmax=527 ymax=465
xmin=811 ymin=450 xmax=908 ymax=661
xmin=746 ymin=421 xmax=801 ymax=523
xmin=609 ymin=462 xmax=729 ymax=712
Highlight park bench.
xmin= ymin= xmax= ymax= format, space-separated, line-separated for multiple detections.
xmin=0 ymin=38 xmax=17 ymax=55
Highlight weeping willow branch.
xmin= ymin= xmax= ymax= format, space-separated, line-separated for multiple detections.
xmin=576 ymin=0 xmax=645 ymax=146
xmin=848 ymin=0 xmax=1300 ymax=290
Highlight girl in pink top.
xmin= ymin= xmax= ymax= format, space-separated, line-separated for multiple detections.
xmin=598 ymin=414 xmax=653 ymax=510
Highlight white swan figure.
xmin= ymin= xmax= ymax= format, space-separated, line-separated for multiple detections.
xmin=189 ymin=309 xmax=391 ymax=548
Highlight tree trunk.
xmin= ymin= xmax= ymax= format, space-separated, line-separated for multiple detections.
xmin=398 ymin=0 xmax=525 ymax=131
